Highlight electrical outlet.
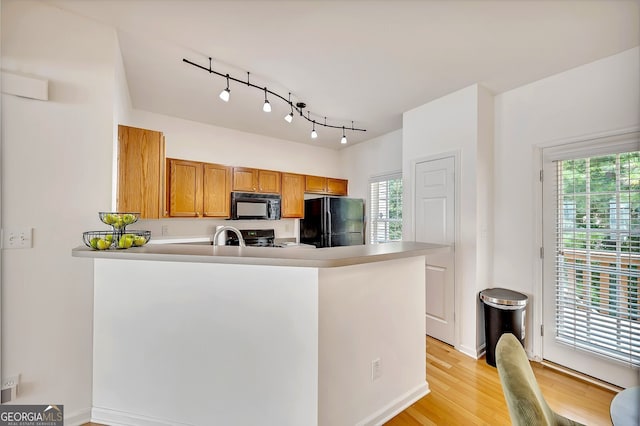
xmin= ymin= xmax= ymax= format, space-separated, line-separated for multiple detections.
xmin=2 ymin=227 xmax=33 ymax=249
xmin=161 ymin=225 xmax=169 ymax=236
xmin=371 ymin=358 xmax=381 ymax=381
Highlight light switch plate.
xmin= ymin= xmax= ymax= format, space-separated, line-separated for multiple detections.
xmin=2 ymin=227 xmax=33 ymax=249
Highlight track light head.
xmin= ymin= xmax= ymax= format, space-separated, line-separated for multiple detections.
xmin=262 ymin=87 xmax=271 ymax=112
xmin=311 ymin=121 xmax=318 ymax=139
xmin=219 ymin=88 xmax=230 ymax=102
xmin=284 ymin=112 xmax=293 ymax=123
xmin=341 ymin=126 xmax=347 ymax=144
xmin=219 ymin=74 xmax=230 ymax=102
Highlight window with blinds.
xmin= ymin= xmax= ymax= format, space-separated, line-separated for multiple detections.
xmin=555 ymin=151 xmax=640 ymax=366
xmin=369 ymin=174 xmax=402 ymax=243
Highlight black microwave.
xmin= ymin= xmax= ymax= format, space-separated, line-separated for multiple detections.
xmin=230 ymin=192 xmax=281 ymax=220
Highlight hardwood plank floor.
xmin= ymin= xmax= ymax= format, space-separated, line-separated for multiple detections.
xmin=84 ymin=336 xmax=617 ymax=425
xmin=386 ymin=336 xmax=616 ymax=425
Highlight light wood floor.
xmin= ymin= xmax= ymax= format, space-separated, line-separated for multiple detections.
xmin=85 ymin=336 xmax=616 ymax=426
xmin=387 ymin=336 xmax=616 ymax=425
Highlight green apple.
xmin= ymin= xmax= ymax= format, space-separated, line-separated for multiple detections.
xmin=104 ymin=213 xmax=117 ymax=225
xmin=133 ymin=236 xmax=147 ymax=246
xmin=118 ymin=235 xmax=133 ymax=249
xmin=105 ymin=234 xmax=113 ymax=242
xmin=122 ymin=213 xmax=136 ymax=225
xmin=90 ymin=237 xmax=100 ymax=249
xmin=96 ymin=239 xmax=111 ymax=250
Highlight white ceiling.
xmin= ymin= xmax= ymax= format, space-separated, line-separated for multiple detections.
xmin=50 ymin=0 xmax=639 ymax=149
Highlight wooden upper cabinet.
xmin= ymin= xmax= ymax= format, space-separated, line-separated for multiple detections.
xmin=167 ymin=158 xmax=202 ymax=217
xmin=232 ymin=167 xmax=258 ymax=192
xmin=202 ymin=163 xmax=231 ymax=217
xmin=117 ymin=125 xmax=165 ymax=219
xmin=305 ymin=175 xmax=348 ymax=196
xmin=258 ymin=169 xmax=281 ymax=194
xmin=166 ymin=158 xmax=231 ymax=218
xmin=281 ymin=173 xmax=305 ymax=218
xmin=232 ymin=167 xmax=281 ymax=194
xmin=327 ymin=178 xmax=348 ymax=196
xmin=305 ymin=175 xmax=327 ymax=193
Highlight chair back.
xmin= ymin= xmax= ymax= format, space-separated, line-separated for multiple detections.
xmin=496 ymin=333 xmax=583 ymax=426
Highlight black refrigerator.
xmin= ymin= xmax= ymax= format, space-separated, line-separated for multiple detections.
xmin=300 ymin=197 xmax=365 ymax=248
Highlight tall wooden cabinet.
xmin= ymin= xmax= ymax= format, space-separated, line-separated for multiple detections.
xmin=166 ymin=158 xmax=231 ymax=218
xmin=281 ymin=173 xmax=305 ymax=218
xmin=117 ymin=125 xmax=165 ymax=219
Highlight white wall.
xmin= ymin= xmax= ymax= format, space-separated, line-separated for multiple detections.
xmin=402 ymin=84 xmax=493 ymax=356
xmin=493 ymin=47 xmax=640 ymax=356
xmin=339 ymin=129 xmax=403 ymax=201
xmin=1 ymin=0 xmax=116 ymax=423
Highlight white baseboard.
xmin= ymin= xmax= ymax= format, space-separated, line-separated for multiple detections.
xmin=356 ymin=381 xmax=430 ymax=426
xmin=457 ymin=342 xmax=483 ymax=359
xmin=64 ymin=408 xmax=92 ymax=426
xmin=92 ymin=407 xmax=193 ymax=426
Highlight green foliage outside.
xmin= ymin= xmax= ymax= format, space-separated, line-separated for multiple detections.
xmin=560 ymin=151 xmax=640 ymax=253
xmin=388 ymin=178 xmax=403 ymax=241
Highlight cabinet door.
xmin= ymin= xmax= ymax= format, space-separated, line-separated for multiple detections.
xmin=232 ymin=167 xmax=258 ymax=192
xmin=117 ymin=125 xmax=165 ymax=218
xmin=281 ymin=173 xmax=305 ymax=218
xmin=203 ymin=163 xmax=231 ymax=217
xmin=168 ymin=159 xmax=203 ymax=217
xmin=305 ymin=175 xmax=327 ymax=193
xmin=258 ymin=170 xmax=281 ymax=194
xmin=327 ymin=178 xmax=348 ymax=196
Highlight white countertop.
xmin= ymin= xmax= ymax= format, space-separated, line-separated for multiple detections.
xmin=72 ymin=241 xmax=449 ymax=268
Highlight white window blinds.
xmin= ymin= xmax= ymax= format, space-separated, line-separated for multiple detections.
xmin=554 ymin=151 xmax=640 ymax=366
xmin=369 ymin=174 xmax=402 ymax=244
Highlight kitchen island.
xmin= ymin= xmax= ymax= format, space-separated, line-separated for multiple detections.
xmin=73 ymin=242 xmax=447 ymax=426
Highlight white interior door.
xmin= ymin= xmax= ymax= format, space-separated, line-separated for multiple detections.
xmin=415 ymin=156 xmax=456 ymax=344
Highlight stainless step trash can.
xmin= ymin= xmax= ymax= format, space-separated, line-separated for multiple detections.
xmin=479 ymin=288 xmax=528 ymax=367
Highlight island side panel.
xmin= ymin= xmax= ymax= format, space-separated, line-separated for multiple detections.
xmin=318 ymin=255 xmax=428 ymax=426
xmin=92 ymin=258 xmax=319 ymax=426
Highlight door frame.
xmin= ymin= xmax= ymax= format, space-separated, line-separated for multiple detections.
xmin=533 ymin=126 xmax=640 ymax=363
xmin=410 ymin=150 xmax=461 ymax=349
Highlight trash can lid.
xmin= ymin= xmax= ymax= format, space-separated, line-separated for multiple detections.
xmin=480 ymin=288 xmax=528 ymax=307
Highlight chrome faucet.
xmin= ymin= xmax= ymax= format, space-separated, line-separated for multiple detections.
xmin=213 ymin=226 xmax=246 ymax=247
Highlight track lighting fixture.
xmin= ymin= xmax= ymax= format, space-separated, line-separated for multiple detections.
xmin=184 ymin=56 xmax=367 ymax=143
xmin=262 ymin=88 xmax=271 ymax=112
xmin=219 ymin=74 xmax=230 ymax=102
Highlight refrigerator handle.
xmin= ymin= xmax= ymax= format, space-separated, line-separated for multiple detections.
xmin=326 ymin=209 xmax=332 ymax=247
